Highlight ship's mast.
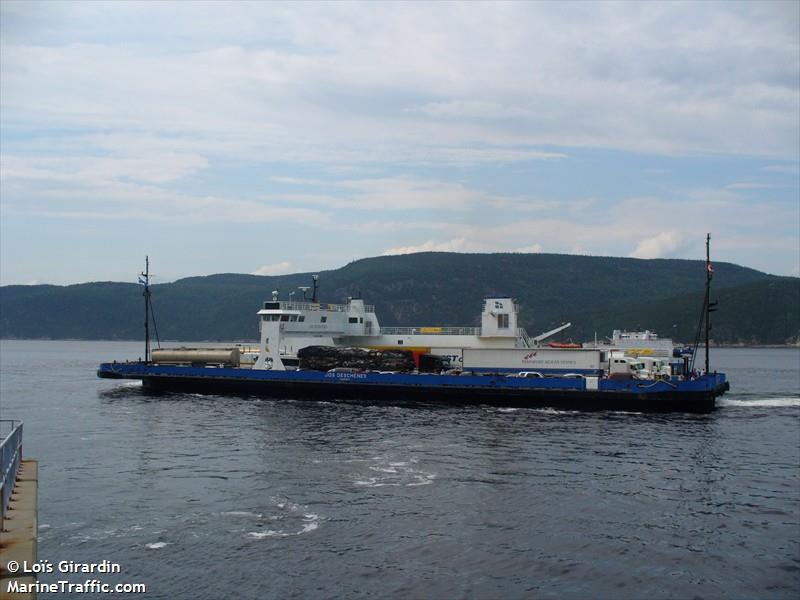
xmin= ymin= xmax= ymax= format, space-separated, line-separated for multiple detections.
xmin=141 ymin=257 xmax=151 ymax=363
xmin=704 ymin=233 xmax=717 ymax=374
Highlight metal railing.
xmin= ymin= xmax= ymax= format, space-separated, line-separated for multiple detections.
xmin=379 ymin=326 xmax=482 ymax=336
xmin=377 ymin=326 xmax=535 ymax=340
xmin=1 ymin=420 xmax=23 ymax=525
xmin=276 ymin=301 xmax=376 ymax=313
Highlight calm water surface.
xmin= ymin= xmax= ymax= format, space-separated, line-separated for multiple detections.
xmin=1 ymin=341 xmax=798 ymax=599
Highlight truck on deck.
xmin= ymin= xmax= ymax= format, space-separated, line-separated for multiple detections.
xmin=462 ymin=348 xmax=608 ymax=375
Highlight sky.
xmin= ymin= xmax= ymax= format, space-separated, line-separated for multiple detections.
xmin=1 ymin=0 xmax=798 ymax=286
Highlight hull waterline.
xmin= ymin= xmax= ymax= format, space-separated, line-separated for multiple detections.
xmin=98 ymin=362 xmax=727 ymax=413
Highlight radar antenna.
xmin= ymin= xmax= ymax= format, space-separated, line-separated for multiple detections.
xmin=311 ymin=275 xmax=319 ymax=303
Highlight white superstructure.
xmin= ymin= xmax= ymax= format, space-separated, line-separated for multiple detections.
xmin=253 ymin=289 xmax=556 ymax=370
xmin=588 ymin=329 xmax=676 ymax=358
xmin=249 ymin=281 xmax=679 ymax=377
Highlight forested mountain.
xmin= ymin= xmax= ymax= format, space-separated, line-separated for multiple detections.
xmin=2 ymin=252 xmax=798 ymax=345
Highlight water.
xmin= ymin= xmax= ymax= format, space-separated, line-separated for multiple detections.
xmin=1 ymin=341 xmax=798 ymax=599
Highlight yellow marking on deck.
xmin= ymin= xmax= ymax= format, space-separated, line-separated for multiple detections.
xmin=365 ymin=346 xmax=431 ymax=353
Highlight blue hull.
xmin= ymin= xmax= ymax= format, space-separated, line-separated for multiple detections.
xmin=97 ymin=362 xmax=728 ymax=413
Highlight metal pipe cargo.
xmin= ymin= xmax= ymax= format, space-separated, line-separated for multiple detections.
xmin=151 ymin=348 xmax=241 ymax=367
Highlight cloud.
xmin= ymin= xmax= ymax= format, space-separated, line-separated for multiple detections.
xmin=762 ymin=164 xmax=800 ymax=176
xmin=269 ymin=176 xmax=516 ymax=212
xmin=2 ymin=2 xmax=797 ymax=163
xmin=251 ymin=261 xmax=293 ymax=276
xmin=412 ymin=100 xmax=534 ymax=120
xmin=725 ymin=182 xmax=776 ymax=190
xmin=514 ymin=244 xmax=543 ymax=253
xmin=629 ymin=232 xmax=686 ymax=259
xmin=327 ymin=219 xmax=450 ymax=234
xmin=360 ymin=182 xmax=797 ymax=270
xmin=335 ymin=177 xmax=488 ymax=210
xmin=382 ymin=238 xmax=467 ymax=255
xmin=1 ymin=2 xmax=798 ymax=284
xmin=1 ymin=153 xmax=208 ymax=184
xmin=415 ymin=147 xmax=567 ymax=165
xmin=0 ymin=173 xmax=330 ymax=225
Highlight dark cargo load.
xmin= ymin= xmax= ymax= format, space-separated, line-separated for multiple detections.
xmin=419 ymin=353 xmax=449 ymax=373
xmin=298 ymin=346 xmax=416 ymax=372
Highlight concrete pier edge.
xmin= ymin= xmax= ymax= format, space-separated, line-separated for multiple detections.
xmin=1 ymin=460 xmax=39 ymax=600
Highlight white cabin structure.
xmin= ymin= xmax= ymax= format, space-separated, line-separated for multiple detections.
xmin=254 ymin=293 xmax=540 ymax=370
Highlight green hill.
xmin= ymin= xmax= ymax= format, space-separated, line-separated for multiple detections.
xmin=577 ymin=277 xmax=800 ymax=345
xmin=1 ymin=252 xmax=797 ymax=345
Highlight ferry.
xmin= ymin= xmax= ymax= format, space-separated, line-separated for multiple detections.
xmin=97 ymin=238 xmax=729 ymax=412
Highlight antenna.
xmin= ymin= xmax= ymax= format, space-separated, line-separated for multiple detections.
xmin=311 ymin=275 xmax=319 ymax=303
xmin=298 ymin=286 xmax=310 ymax=301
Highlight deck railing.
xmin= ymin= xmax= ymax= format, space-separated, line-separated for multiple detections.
xmin=276 ymin=301 xmax=376 ymax=313
xmin=377 ymin=326 xmax=535 ymax=340
xmin=379 ymin=326 xmax=482 ymax=336
xmin=1 ymin=420 xmax=23 ymax=524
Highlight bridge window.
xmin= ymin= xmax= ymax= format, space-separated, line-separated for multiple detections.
xmin=349 ymin=317 xmax=358 ymax=323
